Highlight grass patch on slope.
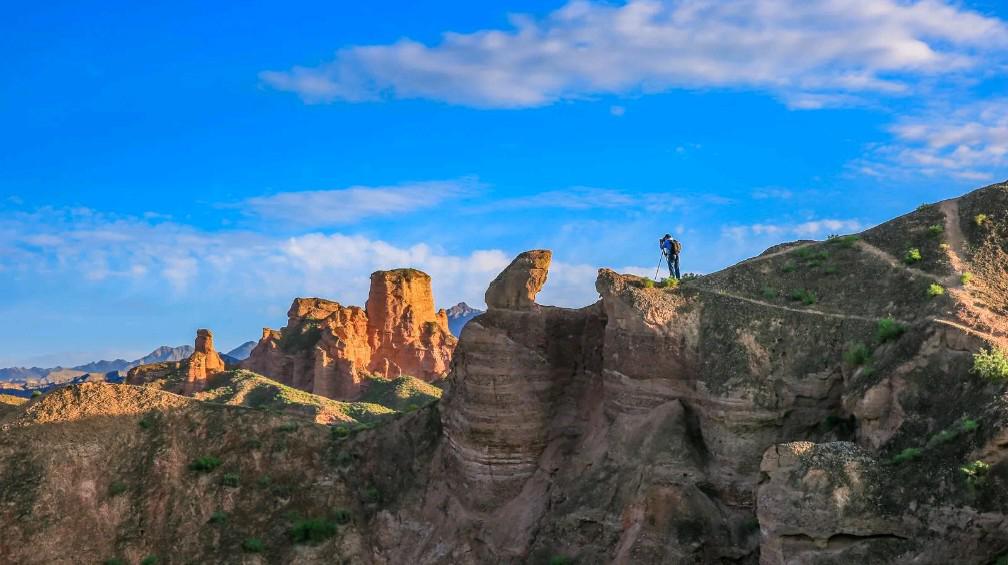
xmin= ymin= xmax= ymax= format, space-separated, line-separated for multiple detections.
xmin=358 ymin=375 xmax=443 ymax=412
xmin=197 ymin=370 xmax=394 ymax=424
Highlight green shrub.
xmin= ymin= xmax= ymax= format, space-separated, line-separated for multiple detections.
xmin=960 ymin=272 xmax=974 ymax=285
xmin=890 ymin=447 xmax=922 ymax=464
xmin=30 ymin=390 xmax=41 ymax=399
xmin=680 ymin=273 xmax=701 ymax=281
xmin=928 ymin=224 xmax=944 ymax=236
xmin=548 ymin=557 xmax=573 ymax=565
xmin=189 ymin=456 xmax=222 ymax=472
xmin=138 ymin=416 xmax=153 ymax=429
xmin=642 ymin=278 xmax=655 ymax=289
xmin=220 ymin=473 xmax=240 ymax=488
xmin=844 ymin=343 xmax=872 ymax=367
xmin=108 ymin=481 xmax=127 ymax=496
xmin=781 ymin=260 xmax=796 ymax=273
xmin=208 ymin=510 xmax=228 ymax=524
xmin=103 ymin=559 xmax=126 ymax=565
xmin=789 ymin=289 xmax=817 ymax=305
xmin=331 ymin=426 xmax=351 ymax=440
xmin=242 ymin=538 xmax=265 ymax=553
xmin=405 ymin=403 xmax=419 ymax=412
xmin=927 ymin=283 xmax=944 ymax=297
xmin=926 ymin=428 xmax=958 ymax=448
xmin=761 ymin=287 xmax=777 ymax=300
xmin=140 ymin=557 xmax=158 ymax=565
xmin=876 ymin=318 xmax=905 ymax=343
xmin=364 ymin=485 xmax=382 ymax=503
xmin=961 ymin=418 xmax=980 ymax=432
xmin=975 ymin=213 xmax=989 ymax=226
xmin=662 ymin=277 xmax=680 ymax=289
xmin=973 ymin=348 xmax=1008 ymax=381
xmin=917 ymin=203 xmax=931 ymax=211
xmin=289 ymin=518 xmax=338 ymax=544
xmin=256 ymin=475 xmax=272 ymax=488
xmin=333 ymin=508 xmax=352 ymax=525
xmin=904 ymin=248 xmax=922 ymax=264
xmin=961 ymin=460 xmax=991 ymax=489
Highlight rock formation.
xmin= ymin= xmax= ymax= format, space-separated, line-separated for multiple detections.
xmin=485 ymin=249 xmax=551 ymax=310
xmin=241 ymin=268 xmax=457 ymax=400
xmin=183 ymin=329 xmax=225 ymax=393
xmin=3 ymin=182 xmax=1008 ymax=564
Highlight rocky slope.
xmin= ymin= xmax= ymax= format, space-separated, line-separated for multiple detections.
xmin=1 ymin=182 xmax=1007 ymax=564
xmin=241 ymin=268 xmax=456 ymax=400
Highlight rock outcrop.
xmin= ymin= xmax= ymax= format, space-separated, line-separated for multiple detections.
xmin=241 ymin=268 xmax=457 ymax=400
xmin=183 ymin=329 xmax=225 ymax=393
xmin=485 ymin=249 xmax=551 ymax=310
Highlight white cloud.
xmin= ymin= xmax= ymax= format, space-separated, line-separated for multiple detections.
xmin=858 ymin=99 xmax=1008 ymax=181
xmin=0 ymin=206 xmax=611 ymax=312
xmin=723 ymin=218 xmax=862 ymax=239
xmin=243 ymin=178 xmax=480 ymax=227
xmin=260 ymin=0 xmax=1007 ymax=108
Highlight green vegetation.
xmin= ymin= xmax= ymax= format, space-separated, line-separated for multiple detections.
xmin=289 ymin=518 xmax=338 ymax=544
xmin=904 ymin=248 xmax=922 ymax=264
xmin=642 ymin=278 xmax=655 ymax=289
xmin=548 ymin=557 xmax=573 ymax=565
xmin=917 ymin=203 xmax=931 ymax=211
xmin=242 ymin=538 xmax=265 ymax=553
xmin=332 ymin=451 xmax=353 ymax=468
xmin=961 ymin=418 xmax=980 ymax=432
xmin=972 ymin=348 xmax=1008 ymax=381
xmin=103 ymin=559 xmax=126 ymax=565
xmin=975 ymin=213 xmax=989 ymax=226
xmin=927 ymin=283 xmax=944 ymax=297
xmin=208 ymin=510 xmax=228 ymax=524
xmin=789 ymin=289 xmax=817 ymax=305
xmin=333 ymin=508 xmax=352 ymax=525
xmin=680 ymin=272 xmax=701 ymax=281
xmin=662 ymin=277 xmax=680 ymax=289
xmin=108 ymin=481 xmax=127 ymax=496
xmin=220 ymin=473 xmax=240 ymax=488
xmin=331 ymin=425 xmax=351 ymax=440
xmin=960 ymin=460 xmax=991 ymax=489
xmin=140 ymin=557 xmax=158 ymax=565
xmin=928 ymin=224 xmax=944 ymax=236
xmin=138 ymin=415 xmax=154 ymax=429
xmin=876 ymin=318 xmax=905 ymax=344
xmin=761 ymin=286 xmax=777 ymax=300
xmin=188 ymin=456 xmax=222 ymax=472
xmin=843 ymin=343 xmax=872 ymax=367
xmin=926 ymin=429 xmax=959 ymax=448
xmin=30 ymin=390 xmax=41 ymax=399
xmin=890 ymin=447 xmax=923 ymax=464
xmin=826 ymin=234 xmax=860 ymax=248
xmin=960 ymin=272 xmax=974 ymax=285
xmin=781 ymin=260 xmax=796 ymax=273
xmin=363 ymin=485 xmax=382 ymax=503
xmin=359 ymin=374 xmax=442 ymax=412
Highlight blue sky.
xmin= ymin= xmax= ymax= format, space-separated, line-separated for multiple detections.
xmin=2 ymin=0 xmax=1007 ymax=366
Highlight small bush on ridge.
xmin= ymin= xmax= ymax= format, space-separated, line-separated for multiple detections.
xmin=905 ymin=248 xmax=922 ymax=264
xmin=973 ymin=348 xmax=1008 ymax=381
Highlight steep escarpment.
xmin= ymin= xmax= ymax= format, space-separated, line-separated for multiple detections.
xmin=241 ymin=269 xmax=456 ymax=400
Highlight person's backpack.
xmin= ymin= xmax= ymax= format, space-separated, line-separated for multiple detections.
xmin=671 ymin=239 xmax=682 ymax=255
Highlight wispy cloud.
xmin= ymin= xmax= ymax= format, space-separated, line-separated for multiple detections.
xmin=856 ymin=99 xmax=1008 ymax=181
xmin=260 ymin=0 xmax=1006 ymax=109
xmin=243 ymin=178 xmax=481 ymax=227
xmin=722 ymin=218 xmax=862 ymax=240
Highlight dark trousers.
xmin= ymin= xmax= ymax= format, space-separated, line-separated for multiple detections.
xmin=666 ymin=253 xmax=680 ymax=279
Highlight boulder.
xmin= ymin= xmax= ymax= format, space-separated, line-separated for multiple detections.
xmin=485 ymin=249 xmax=551 ymax=310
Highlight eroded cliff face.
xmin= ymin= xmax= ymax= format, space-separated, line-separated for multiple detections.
xmin=241 ymin=269 xmax=456 ymax=400
xmin=373 ymin=182 xmax=1008 ymax=564
xmin=4 ymin=183 xmax=1008 ymax=564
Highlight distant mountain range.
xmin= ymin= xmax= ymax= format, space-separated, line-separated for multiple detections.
xmin=0 ymin=341 xmax=257 ymax=384
xmin=445 ymin=302 xmax=483 ymax=337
